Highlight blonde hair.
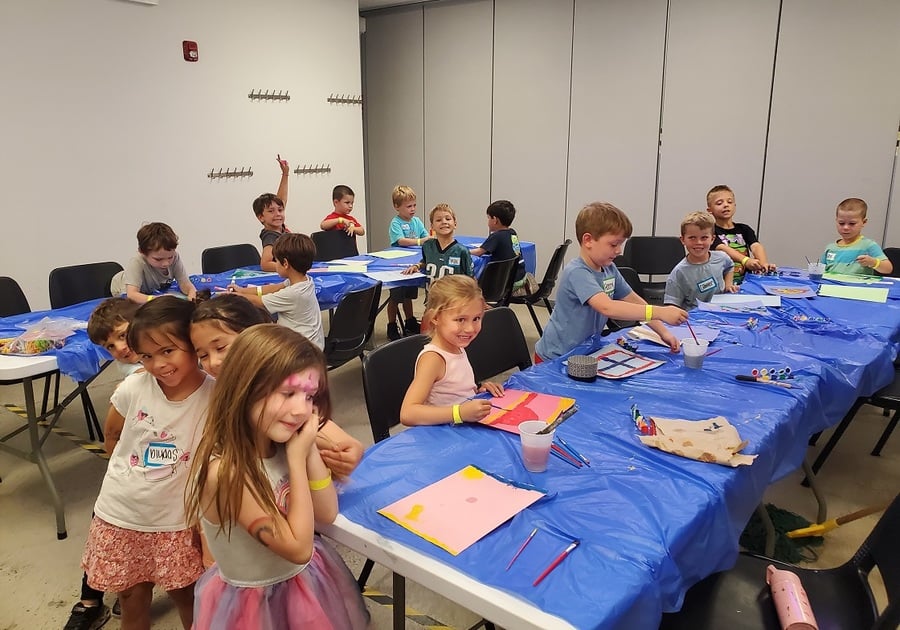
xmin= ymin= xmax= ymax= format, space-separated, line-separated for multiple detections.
xmin=186 ymin=324 xmax=330 ymax=536
xmin=837 ymin=197 xmax=867 ymax=219
xmin=392 ymin=185 xmax=417 ymax=208
xmin=706 ymin=185 xmax=734 ymax=206
xmin=422 ymin=275 xmax=485 ymax=335
xmin=680 ymin=211 xmax=715 ymax=236
xmin=429 ymin=203 xmax=456 ymax=224
xmin=575 ymin=202 xmax=633 ymax=243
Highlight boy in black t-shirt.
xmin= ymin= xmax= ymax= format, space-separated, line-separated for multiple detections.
xmin=469 ymin=199 xmax=527 ymax=289
xmin=707 ymin=185 xmax=776 ymax=284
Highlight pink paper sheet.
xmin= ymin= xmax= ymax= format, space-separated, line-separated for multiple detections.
xmin=377 ymin=465 xmax=545 ymax=555
xmin=479 ymin=389 xmax=576 ymax=434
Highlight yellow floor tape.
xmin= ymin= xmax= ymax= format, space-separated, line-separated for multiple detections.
xmin=3 ymin=403 xmax=109 ymax=460
xmin=362 ymin=588 xmax=455 ymax=630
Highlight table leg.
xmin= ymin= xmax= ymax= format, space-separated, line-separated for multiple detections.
xmin=756 ymin=503 xmax=775 ymax=558
xmin=801 ymin=458 xmax=828 ymax=524
xmin=392 ymin=572 xmax=405 ymax=630
xmin=23 ymin=376 xmax=67 ymax=539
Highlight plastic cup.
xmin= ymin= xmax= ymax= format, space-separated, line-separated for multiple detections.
xmin=807 ymin=262 xmax=825 ymax=282
xmin=682 ymin=339 xmax=709 ymax=369
xmin=519 ymin=420 xmax=554 ymax=473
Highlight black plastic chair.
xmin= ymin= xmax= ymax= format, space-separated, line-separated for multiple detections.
xmin=201 ymin=244 xmax=260 ymax=274
xmin=605 ymin=266 xmax=647 ymax=332
xmin=883 ymin=247 xmax=900 ymax=278
xmin=323 ymin=282 xmax=381 ymax=370
xmin=478 ymin=257 xmax=518 ymax=306
xmin=660 ymin=492 xmax=900 ymax=630
xmin=48 ymin=262 xmax=122 ymax=309
xmin=311 ymin=230 xmax=359 ymax=262
xmin=623 ymin=236 xmax=685 ymax=304
xmin=509 ymin=239 xmax=571 ymax=335
xmin=466 ymin=306 xmax=532 ymax=383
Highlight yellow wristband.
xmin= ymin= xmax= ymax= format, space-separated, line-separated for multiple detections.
xmin=308 ymin=472 xmax=332 ymax=491
xmin=417 ymin=238 xmax=422 ymax=246
xmin=146 ymin=295 xmax=154 ymax=302
xmin=740 ymin=256 xmax=750 ymax=266
xmin=452 ymin=404 xmax=463 ymax=424
xmin=873 ymin=259 xmax=881 ymax=270
xmin=256 ymin=285 xmax=263 ymax=297
xmin=645 ymin=305 xmax=653 ymax=321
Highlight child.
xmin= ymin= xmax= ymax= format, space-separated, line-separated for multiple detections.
xmin=253 ymin=154 xmax=291 ymax=272
xmin=190 ymin=294 xmax=363 ymax=477
xmin=664 ymin=211 xmax=738 ymax=310
xmin=470 ymin=199 xmax=527 ymax=290
xmin=387 ymin=185 xmax=431 ymax=340
xmin=187 ymin=325 xmax=370 ymax=630
xmin=403 ymin=203 xmax=474 ymax=283
xmin=320 ymin=185 xmax=365 ymax=236
xmin=110 ymin=222 xmax=198 ymax=303
xmin=821 ymin=197 xmax=893 ymax=276
xmin=707 ymin=185 xmax=776 ymax=284
xmin=400 ymin=275 xmax=505 ymax=426
xmin=534 ymin=202 xmax=688 ymax=362
xmin=82 ymin=296 xmax=213 ymax=630
xmin=228 ymin=233 xmax=325 ymax=349
xmin=63 ymin=298 xmax=144 ymax=629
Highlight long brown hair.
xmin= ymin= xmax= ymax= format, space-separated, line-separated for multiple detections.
xmin=186 ymin=324 xmax=330 ymax=535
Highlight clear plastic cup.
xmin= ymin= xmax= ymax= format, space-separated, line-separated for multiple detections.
xmin=807 ymin=262 xmax=825 ymax=282
xmin=519 ymin=420 xmax=554 ymax=473
xmin=682 ymin=339 xmax=709 ymax=369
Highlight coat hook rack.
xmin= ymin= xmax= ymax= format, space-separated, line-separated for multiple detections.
xmin=327 ymin=93 xmax=362 ymax=105
xmin=293 ymin=163 xmax=332 ymax=175
xmin=207 ymin=167 xmax=254 ymax=180
xmin=248 ymin=89 xmax=291 ymax=101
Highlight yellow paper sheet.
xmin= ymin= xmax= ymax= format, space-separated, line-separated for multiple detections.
xmin=818 ymin=284 xmax=888 ymax=303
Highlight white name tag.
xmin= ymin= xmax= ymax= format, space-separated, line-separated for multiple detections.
xmin=449 ymin=256 xmax=460 ymax=265
xmin=603 ymin=277 xmax=616 ymax=296
xmin=825 ymin=252 xmax=836 ymax=262
xmin=697 ymin=277 xmax=717 ymax=293
xmin=143 ymin=442 xmax=179 ymax=467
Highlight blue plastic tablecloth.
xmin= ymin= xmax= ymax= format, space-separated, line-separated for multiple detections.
xmin=338 ymin=282 xmax=900 ymax=629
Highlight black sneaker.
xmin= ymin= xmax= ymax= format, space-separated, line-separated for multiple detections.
xmin=404 ymin=317 xmax=420 ymax=335
xmin=112 ymin=598 xmax=121 ymax=617
xmin=387 ymin=323 xmax=402 ymax=341
xmin=63 ymin=603 xmax=110 ymax=630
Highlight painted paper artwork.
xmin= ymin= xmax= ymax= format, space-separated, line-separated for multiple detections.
xmin=763 ymin=285 xmax=817 ymax=299
xmin=377 ymin=465 xmax=546 ymax=555
xmin=479 ymin=390 xmax=576 ymax=434
xmin=589 ymin=345 xmax=664 ymax=380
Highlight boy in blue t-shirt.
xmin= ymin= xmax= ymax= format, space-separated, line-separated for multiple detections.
xmin=470 ymin=199 xmax=526 ymax=288
xmin=664 ymin=211 xmax=737 ymax=310
xmin=820 ymin=197 xmax=892 ymax=276
xmin=387 ymin=185 xmax=433 ymax=340
xmin=535 ymin=202 xmax=688 ymax=362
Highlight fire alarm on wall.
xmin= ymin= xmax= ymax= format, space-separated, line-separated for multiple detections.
xmin=183 ymin=40 xmax=198 ymax=62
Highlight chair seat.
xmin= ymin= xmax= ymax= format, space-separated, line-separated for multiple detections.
xmin=660 ymin=553 xmax=876 ymax=630
xmin=871 ymin=376 xmax=900 ymax=408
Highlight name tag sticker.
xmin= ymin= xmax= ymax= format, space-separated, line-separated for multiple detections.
xmin=603 ymin=277 xmax=616 ymax=296
xmin=449 ymin=256 xmax=460 ymax=265
xmin=825 ymin=251 xmax=836 ymax=262
xmin=143 ymin=442 xmax=179 ymax=467
xmin=402 ymin=224 xmax=411 ymax=232
xmin=697 ymin=277 xmax=717 ymax=293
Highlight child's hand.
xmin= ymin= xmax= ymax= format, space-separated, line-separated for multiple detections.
xmin=286 ymin=412 xmax=319 ymax=459
xmin=856 ymin=254 xmax=879 ymax=270
xmin=744 ymin=258 xmax=765 ymax=273
xmin=659 ymin=329 xmax=681 ymax=353
xmin=344 ymin=224 xmax=356 ymax=237
xmin=318 ymin=439 xmax=363 ymax=478
xmin=402 ymin=264 xmax=420 ymax=275
xmin=656 ymin=305 xmax=689 ymax=326
xmin=725 ymin=284 xmax=740 ymax=293
xmin=460 ymin=399 xmax=492 ymax=422
xmin=478 ymin=381 xmax=505 ymax=397
xmin=276 ymin=154 xmax=289 ymax=175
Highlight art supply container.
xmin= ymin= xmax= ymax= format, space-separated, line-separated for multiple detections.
xmin=766 ymin=565 xmax=818 ymax=630
xmin=682 ymin=339 xmax=709 ymax=369
xmin=807 ymin=262 xmax=825 ymax=282
xmin=567 ymin=355 xmax=598 ymax=382
xmin=519 ymin=420 xmax=554 ymax=473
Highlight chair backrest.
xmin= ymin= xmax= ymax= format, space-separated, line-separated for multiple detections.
xmin=478 ymin=257 xmax=518 ymax=305
xmin=617 ymin=266 xmax=647 ymax=300
xmin=530 ymin=239 xmax=572 ymax=300
xmin=883 ymin=247 xmax=900 ymax=278
xmin=466 ymin=306 xmax=532 ymax=383
xmin=324 ymin=282 xmax=381 ymax=368
xmin=312 ymin=230 xmax=359 ymax=262
xmin=623 ymin=236 xmax=685 ymax=277
xmin=852 ymin=491 xmax=900 ymax=629
xmin=49 ymin=262 xmax=123 ymax=309
xmin=0 ymin=276 xmax=31 ymax=317
xmin=361 ymin=334 xmax=429 ymax=443
xmin=201 ymin=244 xmax=260 ymax=274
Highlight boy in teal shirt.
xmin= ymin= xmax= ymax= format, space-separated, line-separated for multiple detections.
xmin=821 ymin=198 xmax=892 ymax=276
xmin=387 ymin=185 xmax=432 ymax=340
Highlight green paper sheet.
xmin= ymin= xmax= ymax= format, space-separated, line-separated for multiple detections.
xmin=822 ymin=272 xmax=891 ymax=285
xmin=818 ymin=284 xmax=888 ymax=303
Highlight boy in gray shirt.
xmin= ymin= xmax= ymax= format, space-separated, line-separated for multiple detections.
xmin=664 ymin=211 xmax=737 ymax=310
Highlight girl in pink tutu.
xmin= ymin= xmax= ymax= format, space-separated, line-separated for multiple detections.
xmin=187 ymin=324 xmax=369 ymax=629
xmin=82 ymin=296 xmax=213 ymax=629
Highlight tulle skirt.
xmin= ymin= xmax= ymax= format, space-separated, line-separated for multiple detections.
xmin=193 ymin=537 xmax=370 ymax=629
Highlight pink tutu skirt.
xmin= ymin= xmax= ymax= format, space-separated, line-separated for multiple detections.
xmin=193 ymin=537 xmax=370 ymax=630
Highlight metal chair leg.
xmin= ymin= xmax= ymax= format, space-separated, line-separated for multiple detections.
xmin=525 ymin=303 xmax=543 ymax=336
xmin=801 ymin=457 xmax=828 ymax=524
xmin=757 ymin=503 xmax=776 ymax=558
xmin=871 ymin=409 xmax=898 ymax=456
xmin=357 ymin=558 xmax=374 ymax=590
xmin=392 ymin=572 xmax=405 ymax=630
xmin=811 ymin=397 xmax=865 ymax=475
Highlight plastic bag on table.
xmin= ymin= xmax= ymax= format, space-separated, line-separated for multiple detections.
xmin=0 ymin=316 xmax=86 ymax=355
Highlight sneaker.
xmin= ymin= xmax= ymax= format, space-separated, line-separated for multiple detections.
xmin=404 ymin=317 xmax=420 ymax=335
xmin=387 ymin=323 xmax=402 ymax=341
xmin=112 ymin=598 xmax=121 ymax=618
xmin=63 ymin=603 xmax=110 ymax=630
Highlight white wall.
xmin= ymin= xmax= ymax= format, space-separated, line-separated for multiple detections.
xmin=0 ymin=0 xmax=365 ymax=309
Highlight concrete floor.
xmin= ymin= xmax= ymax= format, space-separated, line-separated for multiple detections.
xmin=0 ymin=303 xmax=896 ymax=629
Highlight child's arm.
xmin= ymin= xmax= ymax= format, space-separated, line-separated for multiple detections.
xmin=316 ymin=420 xmax=364 ymax=479
xmin=470 ymin=246 xmax=486 ymax=256
xmin=715 ymin=241 xmax=765 ymax=272
xmin=590 ymin=291 xmax=685 ymax=351
xmin=320 ymin=217 xmax=342 ymax=230
xmin=104 ymin=406 xmax=126 ymax=455
xmin=723 ymin=266 xmax=738 ymax=293
xmin=228 ymin=282 xmax=283 ymax=306
xmin=748 ymin=242 xmax=775 ymax=271
xmin=858 ymin=243 xmax=892 ymax=275
xmin=276 ymin=155 xmax=289 ymax=207
xmin=124 ymin=284 xmax=155 ymax=304
xmin=400 ymin=352 xmax=491 ymax=426
xmin=261 ymin=245 xmax=277 ymax=272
